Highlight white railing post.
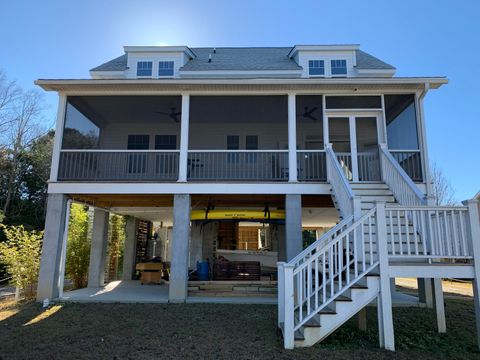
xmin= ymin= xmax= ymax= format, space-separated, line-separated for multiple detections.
xmin=465 ymin=199 xmax=480 ymax=350
xmin=283 ymin=263 xmax=295 ymax=349
xmin=49 ymin=94 xmax=67 ymax=182
xmin=288 ymin=93 xmax=297 ymax=182
xmin=375 ymin=202 xmax=395 ymax=351
xmin=178 ymin=94 xmax=190 ymax=182
xmin=277 ymin=262 xmax=285 ymax=327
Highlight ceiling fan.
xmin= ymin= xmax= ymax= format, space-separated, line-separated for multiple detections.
xmin=297 ymin=106 xmax=319 ymax=121
xmin=155 ymin=107 xmax=181 ymax=123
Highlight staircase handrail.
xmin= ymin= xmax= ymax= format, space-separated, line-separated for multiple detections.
xmin=291 ymin=207 xmax=380 ymax=331
xmin=326 ymin=144 xmax=356 ymax=218
xmin=288 ymin=214 xmax=354 ymax=268
xmin=379 ymin=144 xmax=427 ymax=206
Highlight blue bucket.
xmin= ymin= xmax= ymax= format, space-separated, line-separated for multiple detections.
xmin=197 ymin=261 xmax=210 ymax=281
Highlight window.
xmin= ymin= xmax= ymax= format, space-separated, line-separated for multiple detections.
xmin=227 ymin=135 xmax=240 ymax=163
xmin=136 ymin=61 xmax=153 ymax=77
xmin=158 ymin=61 xmax=174 ymax=77
xmin=127 ymin=135 xmax=150 ymax=149
xmin=326 ymin=96 xmax=382 ymax=109
xmin=246 ymin=135 xmax=258 ymax=163
xmin=331 ymin=60 xmax=347 ymax=76
xmin=155 ymin=135 xmax=177 ymax=149
xmin=127 ymin=135 xmax=149 ymax=174
xmin=308 ymin=60 xmax=325 ymax=76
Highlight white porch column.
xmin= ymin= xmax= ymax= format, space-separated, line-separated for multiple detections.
xmin=287 ymin=93 xmax=297 ymax=182
xmin=465 ymin=199 xmax=480 ymax=350
xmin=49 ymin=95 xmax=67 ymax=182
xmin=88 ymin=209 xmax=109 ymax=288
xmin=169 ymin=194 xmax=191 ymax=302
xmin=285 ymin=194 xmax=302 ymax=261
xmin=375 ymin=202 xmax=395 ymax=351
xmin=178 ymin=94 xmax=190 ymax=182
xmin=122 ymin=216 xmax=137 ymax=281
xmin=37 ymin=194 xmax=69 ymax=301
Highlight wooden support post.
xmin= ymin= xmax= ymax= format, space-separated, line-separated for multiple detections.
xmin=178 ymin=94 xmax=190 ymax=182
xmin=287 ymin=93 xmax=297 ymax=182
xmin=465 ymin=200 xmax=480 ymax=350
xmin=376 ymin=202 xmax=395 ymax=351
xmin=277 ymin=262 xmax=285 ymax=328
xmin=283 ymin=263 xmax=295 ymax=349
xmin=358 ymin=308 xmax=367 ymax=331
xmin=432 ymin=278 xmax=446 ymax=333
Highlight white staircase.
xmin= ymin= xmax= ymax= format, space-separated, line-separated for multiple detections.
xmin=278 ymin=144 xmax=479 ymax=350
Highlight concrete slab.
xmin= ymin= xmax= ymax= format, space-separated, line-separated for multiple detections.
xmin=59 ymin=280 xmax=169 ymax=303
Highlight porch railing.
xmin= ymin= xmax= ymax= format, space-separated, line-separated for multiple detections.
xmin=187 ymin=150 xmax=289 ymax=181
xmin=379 ymin=145 xmax=426 ymax=206
xmin=297 ymin=150 xmax=327 ymax=182
xmin=390 ymin=150 xmax=423 ymax=182
xmin=58 ymin=150 xmax=179 ymax=181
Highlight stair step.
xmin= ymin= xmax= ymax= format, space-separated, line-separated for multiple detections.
xmin=295 ymin=328 xmax=305 ymax=340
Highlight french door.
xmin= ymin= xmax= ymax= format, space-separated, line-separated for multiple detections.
xmin=327 ymin=114 xmax=381 ymax=182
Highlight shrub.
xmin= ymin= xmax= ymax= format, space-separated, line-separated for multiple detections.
xmin=0 ymin=224 xmax=43 ymax=298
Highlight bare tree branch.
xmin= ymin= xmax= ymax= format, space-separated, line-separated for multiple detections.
xmin=430 ymin=162 xmax=457 ymax=205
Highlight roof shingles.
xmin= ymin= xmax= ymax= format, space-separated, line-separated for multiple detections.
xmin=89 ymin=46 xmax=395 ymax=73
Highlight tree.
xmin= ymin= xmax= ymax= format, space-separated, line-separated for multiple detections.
xmin=107 ymin=214 xmax=125 ymax=281
xmin=0 ymin=224 xmax=43 ymax=298
xmin=431 ymin=162 xmax=457 ymax=206
xmin=0 ymin=70 xmax=21 ymax=137
xmin=65 ymin=204 xmax=91 ymax=289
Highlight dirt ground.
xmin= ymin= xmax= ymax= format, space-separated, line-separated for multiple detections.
xmin=0 ymin=297 xmax=479 ymax=360
xmin=395 ymin=278 xmax=474 ymax=298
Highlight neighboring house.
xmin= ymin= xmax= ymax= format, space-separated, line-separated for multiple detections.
xmin=35 ymin=45 xmax=480 ymax=351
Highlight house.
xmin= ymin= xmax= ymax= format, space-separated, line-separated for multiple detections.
xmin=35 ymin=44 xmax=480 ymax=351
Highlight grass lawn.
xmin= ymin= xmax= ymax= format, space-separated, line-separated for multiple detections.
xmin=0 ymin=298 xmax=479 ymax=360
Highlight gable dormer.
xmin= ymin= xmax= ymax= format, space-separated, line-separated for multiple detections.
xmin=124 ymin=46 xmax=196 ymax=79
xmin=288 ymin=44 xmax=395 ymax=78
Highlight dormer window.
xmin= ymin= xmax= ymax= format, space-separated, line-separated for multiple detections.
xmin=308 ymin=60 xmax=325 ymax=76
xmin=331 ymin=60 xmax=347 ymax=76
xmin=137 ymin=61 xmax=153 ymax=77
xmin=158 ymin=61 xmax=174 ymax=77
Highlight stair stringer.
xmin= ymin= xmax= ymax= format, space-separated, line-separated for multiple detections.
xmin=295 ymin=275 xmax=380 ymax=347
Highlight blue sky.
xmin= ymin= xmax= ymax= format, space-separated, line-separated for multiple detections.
xmin=1 ymin=0 xmax=479 ymax=200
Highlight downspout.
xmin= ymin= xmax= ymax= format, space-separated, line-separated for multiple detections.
xmin=418 ymin=82 xmax=434 ymax=202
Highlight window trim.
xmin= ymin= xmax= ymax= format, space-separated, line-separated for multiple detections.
xmin=158 ymin=61 xmax=175 ymax=78
xmin=308 ymin=60 xmax=325 ymax=77
xmin=136 ymin=61 xmax=153 ymax=78
xmin=330 ymin=59 xmax=348 ymax=77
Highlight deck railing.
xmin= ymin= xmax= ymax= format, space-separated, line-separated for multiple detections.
xmin=187 ymin=150 xmax=289 ymax=181
xmin=379 ymin=145 xmax=426 ymax=206
xmin=297 ymin=150 xmax=327 ymax=182
xmin=385 ymin=206 xmax=472 ymax=260
xmin=58 ymin=150 xmax=180 ymax=181
xmin=390 ymin=150 xmax=423 ymax=182
xmin=357 ymin=150 xmax=381 ymax=181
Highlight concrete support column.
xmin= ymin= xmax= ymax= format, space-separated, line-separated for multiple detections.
xmin=122 ymin=216 xmax=137 ymax=281
xmin=37 ymin=194 xmax=69 ymax=301
xmin=169 ymin=194 xmax=191 ymax=302
xmin=88 ymin=209 xmax=109 ymax=288
xmin=285 ymin=194 xmax=302 ymax=261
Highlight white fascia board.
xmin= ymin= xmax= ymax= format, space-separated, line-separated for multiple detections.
xmin=288 ymin=45 xmax=360 ymax=58
xmin=124 ymin=46 xmax=196 ymax=58
xmin=48 ymin=182 xmax=332 ymax=195
xmin=89 ymin=70 xmax=126 ymax=79
xmin=34 ymin=77 xmax=449 ymax=91
xmin=356 ymin=69 xmax=396 ymax=76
